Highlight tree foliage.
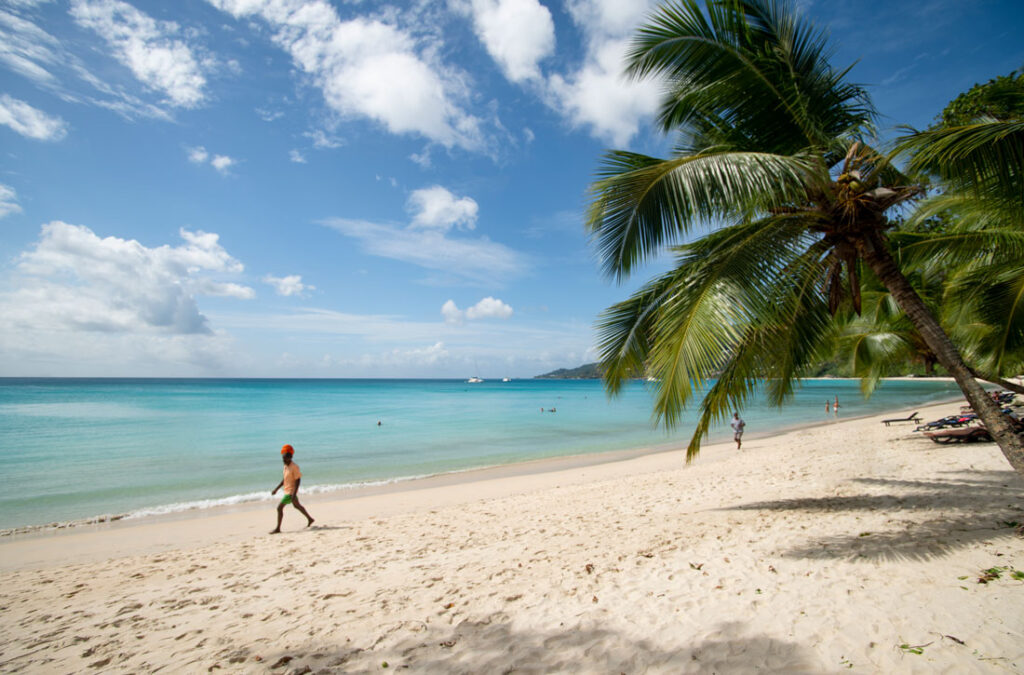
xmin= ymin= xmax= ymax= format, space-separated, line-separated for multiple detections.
xmin=587 ymin=0 xmax=1024 ymax=473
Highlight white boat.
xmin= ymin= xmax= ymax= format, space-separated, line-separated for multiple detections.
xmin=502 ymin=377 xmax=511 ymax=382
xmin=467 ymin=376 xmax=484 ymax=383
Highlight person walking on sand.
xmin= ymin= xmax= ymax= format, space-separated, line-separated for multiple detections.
xmin=270 ymin=444 xmax=314 ymax=534
xmin=730 ymin=412 xmax=746 ymax=450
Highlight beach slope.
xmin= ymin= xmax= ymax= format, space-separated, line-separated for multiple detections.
xmin=1 ymin=400 xmax=1023 ymax=673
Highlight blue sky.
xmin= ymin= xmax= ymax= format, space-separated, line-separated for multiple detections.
xmin=1 ymin=0 xmax=1022 ymax=378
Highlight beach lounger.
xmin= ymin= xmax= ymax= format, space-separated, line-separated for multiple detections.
xmin=924 ymin=426 xmax=992 ymax=444
xmin=882 ymin=411 xmax=921 ymax=426
xmin=914 ymin=415 xmax=970 ymax=432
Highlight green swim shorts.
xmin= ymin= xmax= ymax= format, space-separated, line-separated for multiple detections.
xmin=280 ymin=494 xmax=294 ymax=505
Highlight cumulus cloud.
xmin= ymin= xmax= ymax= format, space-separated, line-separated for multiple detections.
xmin=407 ymin=185 xmax=478 ymax=231
xmin=545 ymin=0 xmax=661 ymax=146
xmin=442 ymin=297 xmax=513 ymax=323
xmin=3 ymin=222 xmax=253 ymax=337
xmin=264 ymin=274 xmax=313 ymax=297
xmin=210 ymin=154 xmax=235 ymax=173
xmin=441 ymin=299 xmax=463 ymax=324
xmin=0 ymin=94 xmax=67 ymax=140
xmin=187 ymin=145 xmax=209 ymax=163
xmin=207 ymin=0 xmax=486 ymax=151
xmin=70 ymin=0 xmax=207 ymax=108
xmin=467 ymin=296 xmax=513 ymax=319
xmin=460 ymin=0 xmax=555 ymax=83
xmin=0 ymin=183 xmax=22 ymax=218
xmin=289 ymin=149 xmax=307 ymax=163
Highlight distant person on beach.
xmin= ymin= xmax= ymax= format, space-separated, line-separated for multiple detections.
xmin=731 ymin=412 xmax=745 ymax=450
xmin=825 ymin=400 xmax=831 ymax=413
xmin=270 ymin=444 xmax=314 ymax=534
xmin=834 ymin=395 xmax=840 ymax=413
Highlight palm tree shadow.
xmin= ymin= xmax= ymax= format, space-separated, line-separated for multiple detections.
xmin=724 ymin=470 xmax=1024 ymax=562
xmin=262 ymin=618 xmax=834 ymax=674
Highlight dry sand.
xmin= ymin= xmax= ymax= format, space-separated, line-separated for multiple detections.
xmin=1 ymin=400 xmax=1023 ymax=673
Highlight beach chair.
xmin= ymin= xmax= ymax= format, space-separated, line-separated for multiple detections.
xmin=881 ymin=411 xmax=921 ymax=426
xmin=924 ymin=426 xmax=992 ymax=444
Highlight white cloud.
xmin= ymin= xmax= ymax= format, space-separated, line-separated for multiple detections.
xmin=466 ymin=296 xmax=513 ymax=319
xmin=207 ymin=0 xmax=486 ymax=151
xmin=407 ymin=185 xmax=478 ymax=231
xmin=70 ymin=0 xmax=207 ymax=108
xmin=322 ymin=217 xmax=527 ymax=284
xmin=210 ymin=154 xmax=235 ymax=173
xmin=256 ymin=107 xmax=284 ymax=122
xmin=0 ymin=183 xmax=22 ymax=218
xmin=187 ymin=146 xmax=237 ymax=174
xmin=443 ymin=296 xmax=513 ymax=323
xmin=0 ymin=7 xmax=62 ymax=86
xmin=187 ymin=145 xmax=209 ymax=163
xmin=461 ymin=0 xmax=555 ymax=83
xmin=441 ymin=299 xmax=464 ymax=324
xmin=305 ymin=129 xmax=343 ymax=149
xmin=544 ymin=0 xmax=661 ymax=146
xmin=4 ymin=222 xmax=253 ymax=337
xmin=0 ymin=94 xmax=67 ymax=140
xmin=264 ymin=274 xmax=313 ymax=297
xmin=289 ymin=149 xmax=307 ymax=163
xmin=4 ymin=0 xmax=58 ymax=7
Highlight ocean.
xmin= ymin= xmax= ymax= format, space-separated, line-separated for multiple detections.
xmin=0 ymin=377 xmax=963 ymax=530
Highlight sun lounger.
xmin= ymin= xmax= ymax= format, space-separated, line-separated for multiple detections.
xmin=882 ymin=411 xmax=921 ymax=426
xmin=924 ymin=426 xmax=992 ymax=444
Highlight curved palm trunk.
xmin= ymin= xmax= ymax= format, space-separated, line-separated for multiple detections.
xmin=972 ymin=370 xmax=1024 ymax=396
xmin=859 ymin=232 xmax=1024 ymax=475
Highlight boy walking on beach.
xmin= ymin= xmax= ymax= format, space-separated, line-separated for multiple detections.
xmin=731 ymin=412 xmax=746 ymax=450
xmin=270 ymin=444 xmax=315 ymax=534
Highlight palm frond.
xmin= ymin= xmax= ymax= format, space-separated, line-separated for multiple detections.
xmin=587 ymin=149 xmax=819 ymax=280
xmin=627 ymin=0 xmax=874 ymax=152
xmin=944 ymin=262 xmax=1024 ymax=375
xmin=895 ymin=119 xmax=1024 ymax=207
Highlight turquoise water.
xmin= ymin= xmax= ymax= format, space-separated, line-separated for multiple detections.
xmin=0 ymin=377 xmax=962 ymax=529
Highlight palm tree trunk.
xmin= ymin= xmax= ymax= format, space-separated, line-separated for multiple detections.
xmin=859 ymin=231 xmax=1024 ymax=476
xmin=971 ymin=369 xmax=1024 ymax=396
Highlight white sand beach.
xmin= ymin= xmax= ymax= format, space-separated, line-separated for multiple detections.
xmin=2 ymin=399 xmax=1023 ymax=673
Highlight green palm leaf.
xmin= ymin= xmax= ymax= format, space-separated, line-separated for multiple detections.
xmin=587 ymin=149 xmax=819 ymax=280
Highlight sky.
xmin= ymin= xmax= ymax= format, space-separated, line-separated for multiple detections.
xmin=1 ymin=0 xmax=1022 ymax=379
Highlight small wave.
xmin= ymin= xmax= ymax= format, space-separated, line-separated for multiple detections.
xmin=0 ymin=472 xmax=448 ymax=537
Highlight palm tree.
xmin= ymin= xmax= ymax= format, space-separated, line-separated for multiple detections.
xmin=586 ymin=0 xmax=1024 ymax=473
xmin=895 ymin=80 xmax=1024 ymax=391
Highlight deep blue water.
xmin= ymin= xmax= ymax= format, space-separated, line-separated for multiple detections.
xmin=0 ymin=377 xmax=962 ymax=529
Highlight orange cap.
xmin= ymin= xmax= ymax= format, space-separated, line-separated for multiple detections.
xmin=281 ymin=444 xmax=294 ymax=455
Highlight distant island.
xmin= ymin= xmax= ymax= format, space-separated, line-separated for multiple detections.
xmin=535 ymin=363 xmax=602 ymax=379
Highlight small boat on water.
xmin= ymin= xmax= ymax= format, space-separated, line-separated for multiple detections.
xmin=467 ymin=376 xmax=484 ymax=383
xmin=502 ymin=377 xmax=511 ymax=382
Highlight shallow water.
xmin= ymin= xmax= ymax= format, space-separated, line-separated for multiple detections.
xmin=0 ymin=377 xmax=961 ymax=529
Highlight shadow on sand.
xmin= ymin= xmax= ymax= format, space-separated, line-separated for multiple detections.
xmin=723 ymin=470 xmax=1024 ymax=562
xmin=257 ymin=618 xmax=831 ymax=674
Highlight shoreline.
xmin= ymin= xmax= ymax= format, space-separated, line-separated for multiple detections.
xmin=0 ymin=399 xmax=963 ymax=571
xmin=0 ymin=394 xmax=964 ymax=542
